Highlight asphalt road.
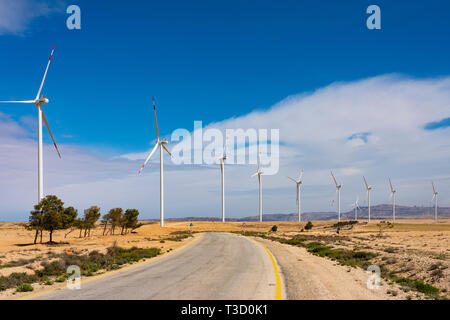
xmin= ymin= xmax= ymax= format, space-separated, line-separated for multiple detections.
xmin=31 ymin=232 xmax=281 ymax=300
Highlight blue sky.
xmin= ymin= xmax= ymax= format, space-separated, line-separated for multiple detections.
xmin=0 ymin=0 xmax=449 ymax=220
xmin=1 ymin=0 xmax=449 ymax=153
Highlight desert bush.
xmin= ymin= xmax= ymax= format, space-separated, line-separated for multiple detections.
xmin=271 ymin=225 xmax=278 ymax=232
xmin=333 ymin=221 xmax=358 ymax=228
xmin=304 ymin=221 xmax=313 ymax=230
xmin=0 ymin=273 xmax=38 ymax=291
xmin=16 ymin=283 xmax=34 ymax=292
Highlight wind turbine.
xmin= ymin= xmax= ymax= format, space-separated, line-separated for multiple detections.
xmin=431 ymin=181 xmax=438 ymax=222
xmin=138 ymin=97 xmax=172 ymax=227
xmin=363 ymin=176 xmax=373 ymax=222
xmin=389 ymin=178 xmax=396 ymax=223
xmin=288 ymin=169 xmax=304 ymax=222
xmin=351 ymin=197 xmax=360 ymax=220
xmin=0 ymin=46 xmax=61 ymax=203
xmin=218 ymin=137 xmax=228 ymax=222
xmin=251 ymin=153 xmax=264 ymax=222
xmin=331 ymin=171 xmax=342 ymax=222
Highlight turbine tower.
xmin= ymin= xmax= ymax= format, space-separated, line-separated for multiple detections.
xmin=138 ymin=97 xmax=172 ymax=227
xmin=218 ymin=137 xmax=228 ymax=222
xmin=351 ymin=197 xmax=360 ymax=220
xmin=431 ymin=181 xmax=438 ymax=222
xmin=389 ymin=178 xmax=396 ymax=223
xmin=363 ymin=176 xmax=373 ymax=222
xmin=288 ymin=169 xmax=304 ymax=222
xmin=331 ymin=171 xmax=342 ymax=222
xmin=251 ymin=154 xmax=264 ymax=222
xmin=0 ymin=46 xmax=61 ymax=203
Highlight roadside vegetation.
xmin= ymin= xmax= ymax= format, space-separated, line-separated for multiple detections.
xmin=0 ymin=244 xmax=160 ymax=293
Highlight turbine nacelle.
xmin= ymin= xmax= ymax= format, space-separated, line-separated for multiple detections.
xmin=36 ymin=96 xmax=49 ymax=105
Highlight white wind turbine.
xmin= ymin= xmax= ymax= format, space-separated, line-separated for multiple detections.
xmin=363 ymin=176 xmax=373 ymax=222
xmin=138 ymin=97 xmax=172 ymax=227
xmin=389 ymin=178 xmax=396 ymax=223
xmin=288 ymin=169 xmax=304 ymax=222
xmin=331 ymin=171 xmax=342 ymax=222
xmin=431 ymin=181 xmax=438 ymax=222
xmin=251 ymin=153 xmax=264 ymax=222
xmin=0 ymin=46 xmax=61 ymax=203
xmin=218 ymin=136 xmax=228 ymax=222
xmin=351 ymin=197 xmax=360 ymax=220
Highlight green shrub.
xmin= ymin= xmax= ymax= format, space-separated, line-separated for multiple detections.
xmin=271 ymin=225 xmax=278 ymax=232
xmin=16 ymin=283 xmax=33 ymax=292
xmin=304 ymin=221 xmax=313 ymax=230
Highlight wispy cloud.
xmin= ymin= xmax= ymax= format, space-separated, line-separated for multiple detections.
xmin=0 ymin=0 xmax=65 ymax=36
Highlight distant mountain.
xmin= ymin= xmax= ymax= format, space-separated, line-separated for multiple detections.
xmin=150 ymin=204 xmax=450 ymax=222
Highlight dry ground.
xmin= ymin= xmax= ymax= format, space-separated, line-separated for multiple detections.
xmin=0 ymin=219 xmax=448 ymax=299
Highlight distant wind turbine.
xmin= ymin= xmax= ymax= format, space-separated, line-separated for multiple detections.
xmin=389 ymin=178 xmax=396 ymax=222
xmin=351 ymin=197 xmax=360 ymax=220
xmin=0 ymin=46 xmax=61 ymax=203
xmin=363 ymin=176 xmax=373 ymax=222
xmin=288 ymin=168 xmax=304 ymax=222
xmin=251 ymin=153 xmax=264 ymax=222
xmin=138 ymin=97 xmax=172 ymax=227
xmin=218 ymin=136 xmax=228 ymax=222
xmin=431 ymin=181 xmax=438 ymax=221
xmin=331 ymin=171 xmax=342 ymax=222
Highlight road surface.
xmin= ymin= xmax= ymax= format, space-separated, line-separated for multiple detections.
xmin=30 ymin=232 xmax=282 ymax=300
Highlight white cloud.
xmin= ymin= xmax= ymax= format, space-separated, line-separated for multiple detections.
xmin=0 ymin=0 xmax=65 ymax=35
xmin=1 ymin=75 xmax=450 ymax=221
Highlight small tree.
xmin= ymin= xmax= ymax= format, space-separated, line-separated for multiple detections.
xmin=101 ymin=213 xmax=111 ymax=236
xmin=62 ymin=207 xmax=78 ymax=238
xmin=304 ymin=221 xmax=313 ymax=230
xmin=83 ymin=206 xmax=101 ymax=237
xmin=108 ymin=208 xmax=123 ymax=235
xmin=74 ymin=218 xmax=85 ymax=238
xmin=270 ymin=225 xmax=278 ymax=232
xmin=122 ymin=209 xmax=141 ymax=234
xmin=38 ymin=195 xmax=65 ymax=243
xmin=27 ymin=209 xmax=44 ymax=244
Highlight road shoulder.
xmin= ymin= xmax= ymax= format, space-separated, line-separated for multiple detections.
xmin=256 ymin=237 xmax=410 ymax=300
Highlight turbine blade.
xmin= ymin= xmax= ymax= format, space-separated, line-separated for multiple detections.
xmin=138 ymin=142 xmax=159 ymax=174
xmin=389 ymin=178 xmax=394 ymax=192
xmin=36 ymin=46 xmax=55 ymax=100
xmin=153 ymin=96 xmax=159 ymax=140
xmin=41 ymin=108 xmax=61 ymax=158
xmin=223 ymin=135 xmax=228 ymax=158
xmin=299 ymin=168 xmax=304 ymax=181
xmin=363 ymin=176 xmax=369 ymax=190
xmin=162 ymin=144 xmax=172 ymax=158
xmin=431 ymin=181 xmax=436 ymax=194
xmin=287 ymin=176 xmax=297 ymax=183
xmin=257 ymin=152 xmax=261 ymax=172
xmin=250 ymin=172 xmax=258 ymax=178
xmin=0 ymin=100 xmax=35 ymax=103
xmin=331 ymin=170 xmax=338 ymax=187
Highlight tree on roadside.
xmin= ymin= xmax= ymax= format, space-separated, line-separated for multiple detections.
xmin=38 ymin=195 xmax=65 ymax=243
xmin=74 ymin=218 xmax=85 ymax=238
xmin=83 ymin=206 xmax=101 ymax=237
xmin=101 ymin=213 xmax=111 ymax=236
xmin=121 ymin=209 xmax=142 ymax=234
xmin=108 ymin=208 xmax=123 ymax=235
xmin=61 ymin=206 xmax=78 ymax=238
xmin=27 ymin=209 xmax=44 ymax=244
